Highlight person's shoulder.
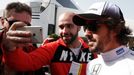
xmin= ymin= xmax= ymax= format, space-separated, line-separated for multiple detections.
xmin=123 ymin=49 xmax=134 ymax=69
xmin=120 ymin=48 xmax=134 ymax=66
xmin=125 ymin=49 xmax=134 ymax=59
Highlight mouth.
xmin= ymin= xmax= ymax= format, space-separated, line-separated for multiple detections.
xmin=88 ymin=43 xmax=93 ymax=47
xmin=88 ymin=41 xmax=95 ymax=47
xmin=62 ymin=35 xmax=71 ymax=40
xmin=62 ymin=34 xmax=71 ymax=39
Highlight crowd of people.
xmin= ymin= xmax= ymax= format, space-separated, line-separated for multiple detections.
xmin=0 ymin=2 xmax=97 ymax=75
xmin=0 ymin=1 xmax=134 ymax=75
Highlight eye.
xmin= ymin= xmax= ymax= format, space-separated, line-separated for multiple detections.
xmin=66 ymin=24 xmax=74 ymax=29
xmin=59 ymin=25 xmax=64 ymax=29
xmin=66 ymin=24 xmax=71 ymax=28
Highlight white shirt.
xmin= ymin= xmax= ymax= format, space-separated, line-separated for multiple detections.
xmin=86 ymin=46 xmax=134 ymax=75
xmin=70 ymin=43 xmax=82 ymax=58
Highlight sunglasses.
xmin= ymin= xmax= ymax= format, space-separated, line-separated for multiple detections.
xmin=83 ymin=19 xmax=111 ymax=32
xmin=5 ymin=18 xmax=31 ymax=26
xmin=83 ymin=20 xmax=99 ymax=32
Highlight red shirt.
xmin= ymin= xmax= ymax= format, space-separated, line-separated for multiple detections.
xmin=4 ymin=38 xmax=97 ymax=75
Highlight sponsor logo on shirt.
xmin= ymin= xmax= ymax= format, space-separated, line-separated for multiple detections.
xmin=91 ymin=64 xmax=102 ymax=75
xmin=116 ymin=48 xmax=124 ymax=55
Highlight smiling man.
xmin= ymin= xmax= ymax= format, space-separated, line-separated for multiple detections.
xmin=73 ymin=1 xmax=134 ymax=75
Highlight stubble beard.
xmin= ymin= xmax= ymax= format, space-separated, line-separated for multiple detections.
xmin=62 ymin=33 xmax=78 ymax=45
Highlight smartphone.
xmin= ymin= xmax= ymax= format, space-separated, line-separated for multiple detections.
xmin=16 ymin=26 xmax=43 ymax=43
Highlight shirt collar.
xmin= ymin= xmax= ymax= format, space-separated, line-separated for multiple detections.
xmin=101 ymin=46 xmax=129 ymax=62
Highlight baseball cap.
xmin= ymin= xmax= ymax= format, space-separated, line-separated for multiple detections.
xmin=73 ymin=1 xmax=124 ymax=26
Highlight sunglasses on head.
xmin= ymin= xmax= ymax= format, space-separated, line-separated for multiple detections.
xmin=5 ymin=18 xmax=31 ymax=26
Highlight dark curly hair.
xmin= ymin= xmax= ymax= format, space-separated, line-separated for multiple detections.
xmin=101 ymin=17 xmax=132 ymax=45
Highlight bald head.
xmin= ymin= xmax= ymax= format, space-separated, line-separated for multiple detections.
xmin=58 ymin=12 xmax=76 ymax=23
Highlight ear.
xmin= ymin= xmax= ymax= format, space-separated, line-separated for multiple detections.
xmin=0 ymin=18 xmax=10 ymax=30
xmin=0 ymin=18 xmax=5 ymax=28
xmin=0 ymin=18 xmax=4 ymax=25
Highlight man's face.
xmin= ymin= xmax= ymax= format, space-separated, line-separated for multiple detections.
xmin=58 ymin=13 xmax=80 ymax=45
xmin=84 ymin=29 xmax=99 ymax=53
xmin=4 ymin=11 xmax=31 ymax=29
xmin=84 ymin=21 xmax=112 ymax=53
